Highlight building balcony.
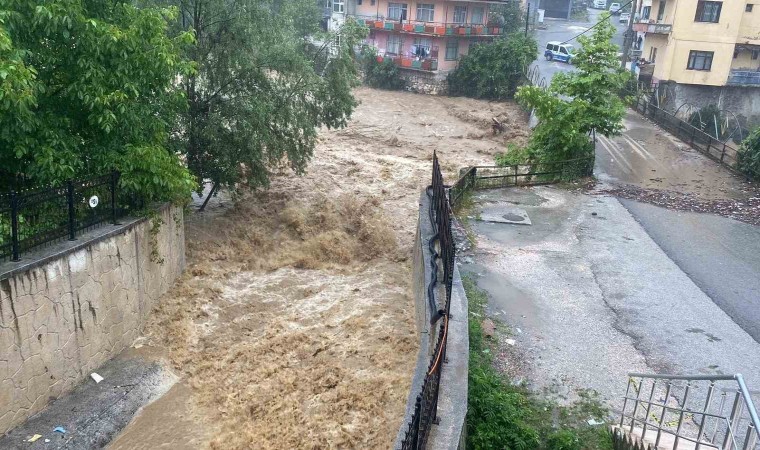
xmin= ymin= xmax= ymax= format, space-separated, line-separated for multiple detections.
xmin=727 ymin=70 xmax=760 ymax=86
xmin=632 ymin=20 xmax=672 ymax=34
xmin=376 ymin=54 xmax=439 ymax=72
xmin=350 ymin=15 xmax=505 ymax=37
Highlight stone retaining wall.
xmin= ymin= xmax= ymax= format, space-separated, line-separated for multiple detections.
xmin=0 ymin=204 xmax=185 ymax=434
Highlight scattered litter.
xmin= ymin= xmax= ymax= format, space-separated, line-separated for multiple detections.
xmin=45 ymin=439 xmax=50 ymax=443
xmin=53 ymin=426 xmax=66 ymax=434
xmin=505 ymin=339 xmax=516 ymax=346
xmin=28 ymin=435 xmax=42 ymax=442
xmin=591 ymin=212 xmax=597 ymax=216
xmin=516 ymin=327 xmax=523 ymax=334
xmin=587 ymin=418 xmax=605 ymax=426
xmin=90 ymin=373 xmax=104 ymax=384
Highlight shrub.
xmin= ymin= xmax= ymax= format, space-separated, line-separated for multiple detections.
xmin=738 ymin=127 xmax=760 ymax=180
xmin=447 ymin=34 xmax=537 ymax=100
xmin=361 ymin=47 xmax=405 ymax=90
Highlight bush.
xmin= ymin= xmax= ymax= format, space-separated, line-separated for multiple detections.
xmin=689 ymin=105 xmax=725 ymax=140
xmin=738 ymin=127 xmax=760 ymax=180
xmin=447 ymin=34 xmax=537 ymax=100
xmin=360 ymin=47 xmax=405 ymax=90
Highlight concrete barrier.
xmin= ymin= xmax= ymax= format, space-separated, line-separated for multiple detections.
xmin=394 ymin=192 xmax=469 ymax=449
xmin=0 ymin=204 xmax=185 ymax=434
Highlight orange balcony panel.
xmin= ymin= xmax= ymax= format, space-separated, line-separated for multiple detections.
xmin=403 ymin=23 xmax=414 ymax=32
xmin=435 ymin=26 xmax=446 ymax=35
xmin=374 ymin=21 xmax=383 ymax=28
xmin=473 ymin=25 xmax=484 ymax=35
xmin=457 ymin=27 xmax=466 ymax=35
xmin=401 ymin=58 xmax=413 ymax=67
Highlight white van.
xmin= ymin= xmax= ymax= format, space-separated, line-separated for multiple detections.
xmin=593 ymin=0 xmax=607 ymax=9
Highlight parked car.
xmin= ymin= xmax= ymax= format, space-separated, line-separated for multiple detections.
xmin=544 ymin=42 xmax=575 ymax=64
xmin=619 ymin=12 xmax=631 ymax=23
xmin=609 ymin=2 xmax=623 ymax=14
xmin=593 ymin=0 xmax=607 ymax=9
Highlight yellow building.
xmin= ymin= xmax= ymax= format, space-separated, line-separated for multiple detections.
xmin=635 ymin=0 xmax=760 ymax=86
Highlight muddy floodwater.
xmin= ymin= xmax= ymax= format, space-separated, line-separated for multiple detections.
xmin=109 ymin=88 xmax=530 ymax=449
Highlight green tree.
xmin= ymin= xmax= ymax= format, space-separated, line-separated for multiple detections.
xmin=488 ymin=1 xmax=525 ymax=34
xmin=360 ymin=46 xmax=405 ymax=90
xmin=161 ymin=0 xmax=366 ymax=193
xmin=504 ymin=15 xmax=629 ymax=164
xmin=738 ymin=127 xmax=760 ymax=180
xmin=447 ymin=33 xmax=537 ymax=100
xmin=0 ymin=1 xmax=195 ymax=201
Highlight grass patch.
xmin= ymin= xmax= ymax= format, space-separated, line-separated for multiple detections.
xmin=452 ymin=190 xmax=479 ymax=249
xmin=464 ymin=275 xmax=613 ymax=450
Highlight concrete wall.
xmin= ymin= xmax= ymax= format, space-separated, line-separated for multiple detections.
xmin=659 ymin=80 xmax=760 ymax=128
xmin=394 ymin=192 xmax=469 ymax=450
xmin=0 ymin=204 xmax=185 ymax=434
xmin=400 ymin=69 xmax=449 ymax=95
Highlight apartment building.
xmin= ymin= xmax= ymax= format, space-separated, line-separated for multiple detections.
xmin=634 ymin=0 xmax=760 ymax=125
xmin=348 ymin=1 xmax=511 ymax=75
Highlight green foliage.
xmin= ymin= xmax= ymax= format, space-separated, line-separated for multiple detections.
xmin=738 ymin=127 xmax=760 ymax=180
xmin=361 ymin=46 xmax=405 ymax=90
xmin=507 ymin=15 xmax=629 ymax=166
xmin=488 ymin=2 xmax=525 ymax=34
xmin=464 ymin=275 xmax=613 ymax=450
xmin=159 ymin=0 xmax=367 ymax=192
xmin=448 ymin=34 xmax=537 ymax=100
xmin=0 ymin=0 xmax=196 ymax=202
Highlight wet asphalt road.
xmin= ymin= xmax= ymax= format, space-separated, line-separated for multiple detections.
xmin=620 ymin=200 xmax=760 ymax=342
xmin=529 ymin=10 xmax=760 ymax=344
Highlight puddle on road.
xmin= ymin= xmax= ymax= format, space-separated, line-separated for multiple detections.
xmin=461 ymin=262 xmax=541 ymax=330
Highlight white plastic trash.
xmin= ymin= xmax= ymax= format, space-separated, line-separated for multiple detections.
xmin=91 ymin=372 xmax=104 ymax=384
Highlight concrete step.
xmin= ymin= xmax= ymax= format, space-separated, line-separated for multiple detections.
xmin=614 ymin=425 xmax=721 ymax=450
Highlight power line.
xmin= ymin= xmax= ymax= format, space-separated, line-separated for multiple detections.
xmin=559 ymin=0 xmax=634 ymax=45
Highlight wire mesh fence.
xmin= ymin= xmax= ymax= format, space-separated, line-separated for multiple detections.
xmin=0 ymin=172 xmax=126 ymax=262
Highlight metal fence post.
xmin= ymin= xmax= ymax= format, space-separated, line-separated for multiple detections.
xmin=721 ymin=142 xmax=727 ymax=163
xmin=110 ymin=171 xmax=119 ymax=225
xmin=10 ymin=191 xmax=20 ymax=261
xmin=691 ymin=126 xmax=696 ymax=147
xmin=67 ymin=180 xmax=76 ymax=241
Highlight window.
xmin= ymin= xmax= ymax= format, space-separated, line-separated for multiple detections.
xmin=753 ymin=50 xmax=760 ymax=60
xmin=695 ymin=1 xmax=722 ymax=22
xmin=387 ymin=35 xmax=403 ymax=54
xmin=388 ymin=3 xmax=408 ymax=20
xmin=471 ymin=7 xmax=485 ymax=24
xmin=687 ymin=50 xmax=714 ymax=70
xmin=560 ymin=46 xmax=568 ymax=55
xmin=453 ymin=6 xmax=467 ymax=23
xmin=333 ymin=0 xmax=344 ymax=13
xmin=747 ymin=4 xmax=754 ymax=11
xmin=414 ymin=37 xmax=432 ymax=53
xmin=416 ymin=3 xmax=435 ymax=22
xmin=357 ymin=0 xmax=362 ymax=4
xmin=445 ymin=40 xmax=459 ymax=60
xmin=642 ymin=5 xmax=651 ymax=19
xmin=649 ymin=46 xmax=658 ymax=63
xmin=656 ymin=0 xmax=666 ymax=20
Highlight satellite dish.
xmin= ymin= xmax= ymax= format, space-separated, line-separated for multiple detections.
xmin=89 ymin=195 xmax=99 ymax=208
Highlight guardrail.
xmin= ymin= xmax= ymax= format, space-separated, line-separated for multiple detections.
xmin=727 ymin=70 xmax=760 ymax=86
xmin=629 ymin=94 xmax=759 ymax=181
xmin=619 ymin=373 xmax=760 ymax=450
xmin=350 ymin=15 xmax=505 ymax=36
xmin=0 ymin=172 xmax=126 ymax=262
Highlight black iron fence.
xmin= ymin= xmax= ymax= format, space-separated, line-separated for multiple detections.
xmin=400 ymin=152 xmax=456 ymax=449
xmin=629 ymin=94 xmax=759 ymax=181
xmin=0 ymin=172 xmax=125 ymax=262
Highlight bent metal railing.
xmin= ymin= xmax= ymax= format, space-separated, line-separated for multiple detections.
xmin=619 ymin=373 xmax=760 ymax=450
xmin=399 ymin=152 xmax=456 ymax=450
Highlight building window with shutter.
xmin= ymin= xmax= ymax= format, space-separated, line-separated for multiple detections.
xmin=445 ymin=40 xmax=459 ymax=60
xmin=471 ymin=7 xmax=485 ymax=24
xmin=453 ymin=6 xmax=467 ymax=23
xmin=416 ymin=3 xmax=435 ymax=22
xmin=387 ymin=34 xmax=403 ymax=55
xmin=333 ymin=0 xmax=344 ymax=13
xmin=695 ymin=1 xmax=722 ymax=22
xmin=746 ymin=4 xmax=753 ymax=11
xmin=687 ymin=50 xmax=714 ymax=70
xmin=388 ymin=3 xmax=408 ymax=20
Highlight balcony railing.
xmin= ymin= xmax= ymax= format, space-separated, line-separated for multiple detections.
xmin=727 ymin=70 xmax=760 ymax=86
xmin=375 ymin=54 xmax=439 ymax=72
xmin=350 ymin=15 xmax=505 ymax=37
xmin=632 ymin=20 xmax=672 ymax=34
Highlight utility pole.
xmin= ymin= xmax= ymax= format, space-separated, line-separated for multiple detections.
xmin=525 ymin=3 xmax=531 ymax=37
xmin=620 ymin=0 xmax=638 ymax=68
